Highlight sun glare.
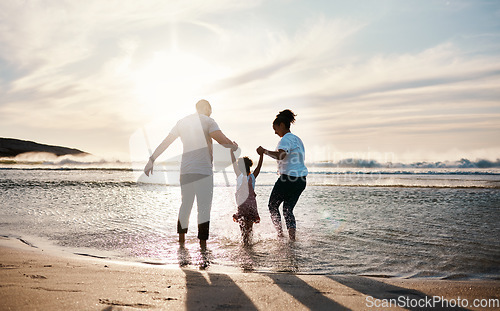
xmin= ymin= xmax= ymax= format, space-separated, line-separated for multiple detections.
xmin=133 ymin=50 xmax=228 ymax=118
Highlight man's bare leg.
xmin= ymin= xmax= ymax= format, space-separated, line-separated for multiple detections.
xmin=199 ymin=239 xmax=207 ymax=251
xmin=179 ymin=233 xmax=185 ymax=246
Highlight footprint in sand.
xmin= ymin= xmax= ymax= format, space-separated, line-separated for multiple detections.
xmin=0 ymin=264 xmax=19 ymax=269
xmin=23 ymin=274 xmax=47 ymax=279
xmin=99 ymin=298 xmax=153 ymax=309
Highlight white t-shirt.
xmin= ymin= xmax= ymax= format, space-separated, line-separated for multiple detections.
xmin=169 ymin=113 xmax=220 ymax=175
xmin=276 ymin=132 xmax=308 ymax=177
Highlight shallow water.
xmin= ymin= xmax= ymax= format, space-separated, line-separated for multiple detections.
xmin=1 ymin=167 xmax=499 ymax=279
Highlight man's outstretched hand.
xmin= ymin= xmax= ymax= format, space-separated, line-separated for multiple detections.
xmin=231 ymin=141 xmax=239 ymax=151
xmin=144 ymin=159 xmax=154 ymax=176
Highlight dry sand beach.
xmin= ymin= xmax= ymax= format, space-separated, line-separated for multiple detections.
xmin=1 ymin=237 xmax=499 ymax=311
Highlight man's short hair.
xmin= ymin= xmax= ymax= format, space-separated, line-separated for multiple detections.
xmin=196 ymin=99 xmax=211 ymax=113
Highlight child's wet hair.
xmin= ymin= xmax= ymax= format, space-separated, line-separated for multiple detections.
xmin=238 ymin=157 xmax=253 ymax=174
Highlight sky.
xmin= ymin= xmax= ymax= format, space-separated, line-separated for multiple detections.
xmin=1 ymin=0 xmax=500 ymax=163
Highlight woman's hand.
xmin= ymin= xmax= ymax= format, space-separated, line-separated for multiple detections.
xmin=257 ymin=147 xmax=285 ymax=160
xmin=144 ymin=159 xmax=154 ymax=176
xmin=256 ymin=146 xmax=265 ymax=155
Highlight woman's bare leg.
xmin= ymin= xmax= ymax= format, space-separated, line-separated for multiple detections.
xmin=288 ymin=228 xmax=296 ymax=241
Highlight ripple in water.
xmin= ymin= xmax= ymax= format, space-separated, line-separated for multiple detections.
xmin=0 ymin=169 xmax=499 ymax=279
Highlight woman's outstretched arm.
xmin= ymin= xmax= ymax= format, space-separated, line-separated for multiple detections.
xmin=257 ymin=146 xmax=286 ymax=161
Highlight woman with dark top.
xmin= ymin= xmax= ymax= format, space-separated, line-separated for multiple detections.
xmin=257 ymin=109 xmax=308 ymax=241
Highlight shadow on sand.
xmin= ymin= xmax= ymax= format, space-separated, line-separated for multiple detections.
xmin=267 ymin=273 xmax=349 ymax=311
xmin=183 ymin=268 xmax=258 ymax=310
xmin=177 ymin=239 xmax=474 ymax=310
xmin=329 ymin=275 xmax=471 ymax=311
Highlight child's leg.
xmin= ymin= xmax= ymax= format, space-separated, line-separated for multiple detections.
xmin=240 ymin=221 xmax=253 ymax=246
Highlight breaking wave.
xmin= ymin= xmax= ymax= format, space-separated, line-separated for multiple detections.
xmin=311 ymin=158 xmax=500 ymax=169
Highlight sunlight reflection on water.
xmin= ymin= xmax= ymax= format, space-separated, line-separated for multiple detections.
xmin=1 ymin=168 xmax=499 ymax=279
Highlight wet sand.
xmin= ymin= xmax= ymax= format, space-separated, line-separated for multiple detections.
xmin=0 ymin=237 xmax=499 ymax=310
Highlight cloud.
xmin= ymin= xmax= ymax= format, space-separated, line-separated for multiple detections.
xmin=0 ymin=0 xmax=260 ymax=130
xmin=0 ymin=1 xmax=499 ymax=160
xmin=207 ymin=15 xmax=500 ymax=160
xmin=205 ymin=16 xmax=367 ymax=104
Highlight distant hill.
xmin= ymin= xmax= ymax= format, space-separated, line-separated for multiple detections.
xmin=0 ymin=138 xmax=89 ymax=157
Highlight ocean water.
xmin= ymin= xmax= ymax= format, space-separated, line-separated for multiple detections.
xmin=1 ymin=164 xmax=499 ymax=279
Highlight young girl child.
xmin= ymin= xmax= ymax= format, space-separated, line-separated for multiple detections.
xmin=230 ymin=149 xmax=264 ymax=246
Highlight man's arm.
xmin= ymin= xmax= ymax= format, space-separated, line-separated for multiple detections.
xmin=144 ymin=133 xmax=177 ymax=176
xmin=210 ymin=130 xmax=238 ymax=150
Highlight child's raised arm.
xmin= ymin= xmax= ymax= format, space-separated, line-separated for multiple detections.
xmin=253 ymin=151 xmax=264 ymax=178
xmin=230 ymin=149 xmax=242 ymax=176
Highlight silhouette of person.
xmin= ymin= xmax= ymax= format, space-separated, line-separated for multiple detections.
xmin=144 ymin=99 xmax=238 ymax=249
xmin=257 ymin=109 xmax=308 ymax=241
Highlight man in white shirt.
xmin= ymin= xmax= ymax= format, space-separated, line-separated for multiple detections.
xmin=144 ymin=100 xmax=237 ymax=249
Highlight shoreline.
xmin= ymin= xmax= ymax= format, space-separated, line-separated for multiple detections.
xmin=1 ymin=238 xmax=499 ymax=310
xmin=3 ymin=234 xmax=498 ymax=281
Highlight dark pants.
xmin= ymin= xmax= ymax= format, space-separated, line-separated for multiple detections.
xmin=177 ymin=174 xmax=213 ymax=240
xmin=268 ymin=174 xmax=306 ymax=230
